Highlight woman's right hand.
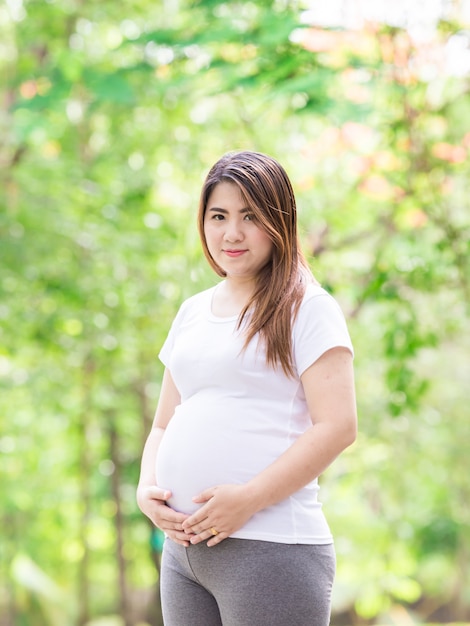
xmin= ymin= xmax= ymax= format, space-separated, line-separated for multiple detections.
xmin=137 ymin=485 xmax=191 ymax=547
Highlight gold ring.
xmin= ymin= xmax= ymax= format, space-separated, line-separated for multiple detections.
xmin=210 ymin=527 xmax=219 ymax=536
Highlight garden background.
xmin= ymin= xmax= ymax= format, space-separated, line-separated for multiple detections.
xmin=1 ymin=0 xmax=469 ymax=624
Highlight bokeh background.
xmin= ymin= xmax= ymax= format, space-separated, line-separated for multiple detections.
xmin=1 ymin=0 xmax=469 ymax=624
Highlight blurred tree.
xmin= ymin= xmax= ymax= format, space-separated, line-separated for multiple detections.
xmin=1 ymin=0 xmax=469 ymax=624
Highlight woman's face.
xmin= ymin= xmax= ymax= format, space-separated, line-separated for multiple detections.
xmin=204 ymin=181 xmax=274 ymax=281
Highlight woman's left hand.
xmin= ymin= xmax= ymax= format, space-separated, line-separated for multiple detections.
xmin=181 ymin=484 xmax=257 ymax=547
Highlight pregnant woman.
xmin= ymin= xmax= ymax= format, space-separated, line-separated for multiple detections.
xmin=137 ymin=150 xmax=357 ymax=626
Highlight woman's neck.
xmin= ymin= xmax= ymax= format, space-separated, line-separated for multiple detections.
xmin=212 ymin=278 xmax=255 ymax=317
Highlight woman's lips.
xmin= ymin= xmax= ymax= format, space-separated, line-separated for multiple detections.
xmin=224 ymin=249 xmax=247 ymax=257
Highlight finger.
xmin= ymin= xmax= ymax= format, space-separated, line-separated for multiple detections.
xmin=159 ymin=511 xmax=189 ymax=526
xmin=147 ymin=486 xmax=172 ymax=501
xmin=191 ymin=488 xmax=215 ymax=504
xmin=189 ymin=524 xmax=223 ymax=545
xmin=171 ymin=532 xmax=191 ymax=547
xmin=207 ymin=533 xmax=225 ymax=548
xmin=182 ymin=514 xmax=210 ymax=535
xmin=156 ymin=527 xmax=192 ymax=547
xmin=191 ymin=531 xmax=226 ymax=547
xmin=157 ymin=520 xmax=185 ymax=533
xmin=157 ymin=506 xmax=190 ymax=524
xmin=189 ymin=531 xmax=210 ymax=545
xmin=183 ymin=523 xmax=207 ymax=536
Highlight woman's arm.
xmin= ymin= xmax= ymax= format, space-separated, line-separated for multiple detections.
xmin=245 ymin=346 xmax=357 ymax=508
xmin=182 ymin=346 xmax=357 ymax=546
xmin=136 ymin=368 xmax=192 ymax=547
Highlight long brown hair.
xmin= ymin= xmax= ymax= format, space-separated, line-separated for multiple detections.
xmin=198 ymin=151 xmax=314 ymax=377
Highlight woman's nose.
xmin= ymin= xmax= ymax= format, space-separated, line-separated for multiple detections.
xmin=223 ymin=220 xmax=243 ymax=242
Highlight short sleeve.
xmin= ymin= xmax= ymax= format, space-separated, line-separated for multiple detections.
xmin=158 ymin=300 xmax=188 ymax=368
xmin=293 ymin=288 xmax=353 ymax=377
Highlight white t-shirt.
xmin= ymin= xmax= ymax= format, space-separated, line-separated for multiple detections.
xmin=156 ymin=282 xmax=353 ymax=544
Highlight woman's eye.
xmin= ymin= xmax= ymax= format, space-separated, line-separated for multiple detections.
xmin=212 ymin=214 xmax=225 ymax=221
xmin=244 ymin=214 xmax=255 ymax=221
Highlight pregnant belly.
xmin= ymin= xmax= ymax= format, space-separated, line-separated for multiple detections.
xmin=155 ymin=400 xmax=276 ymax=515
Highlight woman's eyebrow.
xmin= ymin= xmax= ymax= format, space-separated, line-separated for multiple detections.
xmin=207 ymin=207 xmax=251 ymax=213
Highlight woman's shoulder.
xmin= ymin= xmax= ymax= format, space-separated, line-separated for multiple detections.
xmin=175 ymin=284 xmax=217 ymax=317
xmin=301 ymin=282 xmax=330 ymax=304
xmin=298 ymin=282 xmax=348 ymax=321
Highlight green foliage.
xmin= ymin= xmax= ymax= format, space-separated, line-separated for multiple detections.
xmin=1 ymin=0 xmax=469 ymax=624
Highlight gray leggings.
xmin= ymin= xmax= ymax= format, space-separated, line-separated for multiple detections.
xmin=160 ymin=538 xmax=336 ymax=626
